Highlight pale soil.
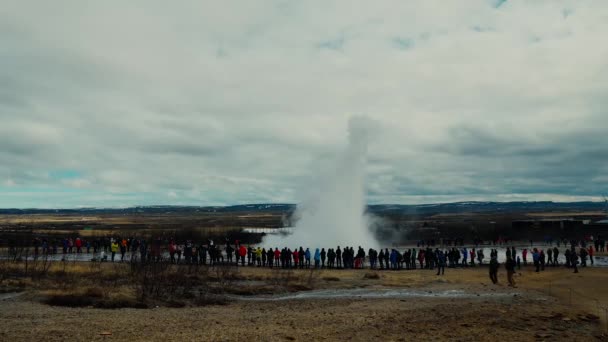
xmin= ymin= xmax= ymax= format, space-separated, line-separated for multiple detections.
xmin=1 ymin=267 xmax=607 ymax=341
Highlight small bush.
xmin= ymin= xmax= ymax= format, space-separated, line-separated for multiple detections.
xmin=363 ymin=272 xmax=380 ymax=279
xmin=85 ymin=287 xmax=104 ymax=298
xmin=167 ymin=299 xmax=186 ymax=308
xmin=287 ymin=284 xmax=312 ymax=292
xmin=44 ymin=294 xmax=95 ymax=307
xmin=94 ymin=298 xmax=147 ymax=309
xmin=322 ymin=276 xmax=340 ymax=282
xmin=194 ymin=294 xmax=230 ymax=306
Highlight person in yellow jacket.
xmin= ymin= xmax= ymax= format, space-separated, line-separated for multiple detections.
xmin=111 ymin=240 xmax=119 ymax=262
xmin=255 ymin=247 xmax=263 ymax=267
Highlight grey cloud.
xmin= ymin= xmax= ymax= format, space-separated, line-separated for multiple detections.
xmin=0 ymin=1 xmax=607 ymax=207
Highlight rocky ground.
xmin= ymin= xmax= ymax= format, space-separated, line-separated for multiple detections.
xmin=1 ymin=266 xmax=607 ymax=341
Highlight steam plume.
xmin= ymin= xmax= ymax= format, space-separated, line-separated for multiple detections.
xmin=264 ymin=116 xmax=379 ymax=249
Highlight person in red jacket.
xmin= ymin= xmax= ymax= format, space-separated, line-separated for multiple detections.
xmin=238 ymin=245 xmax=247 ymax=266
xmin=75 ymin=237 xmax=82 ymax=254
xmin=293 ymin=249 xmax=300 ymax=268
xmin=588 ymin=246 xmax=595 ymax=265
xmin=169 ymin=240 xmax=177 ymax=263
xmin=522 ymin=249 xmax=528 ymax=266
xmin=274 ymin=248 xmax=281 ymax=267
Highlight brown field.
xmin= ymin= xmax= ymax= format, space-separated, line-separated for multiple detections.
xmin=1 ymin=262 xmax=607 ymax=341
xmin=526 ymin=212 xmax=607 ymax=218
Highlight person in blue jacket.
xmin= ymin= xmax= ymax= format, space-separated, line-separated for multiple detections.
xmin=314 ymin=248 xmax=321 ymax=268
xmin=305 ymin=248 xmax=311 ymax=268
xmin=436 ymin=250 xmax=446 ymax=275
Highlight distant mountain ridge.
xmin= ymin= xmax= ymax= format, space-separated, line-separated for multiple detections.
xmin=0 ymin=201 xmax=605 ymax=215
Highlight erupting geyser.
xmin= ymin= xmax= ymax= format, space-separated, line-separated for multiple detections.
xmin=264 ymin=116 xmax=379 ymax=249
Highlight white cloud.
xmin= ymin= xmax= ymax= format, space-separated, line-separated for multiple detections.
xmin=0 ymin=1 xmax=607 ymax=207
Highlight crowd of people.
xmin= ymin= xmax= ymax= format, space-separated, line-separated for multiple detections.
xmin=10 ymin=236 xmax=601 ymax=280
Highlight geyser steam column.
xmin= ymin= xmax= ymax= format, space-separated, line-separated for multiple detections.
xmin=265 ymin=116 xmax=379 ymax=249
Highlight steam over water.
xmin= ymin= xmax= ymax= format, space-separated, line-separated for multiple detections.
xmin=264 ymin=116 xmax=379 ymax=249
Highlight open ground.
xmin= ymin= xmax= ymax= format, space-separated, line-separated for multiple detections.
xmin=1 ymin=261 xmax=607 ymax=341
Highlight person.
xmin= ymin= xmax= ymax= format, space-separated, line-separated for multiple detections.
xmin=226 ymin=244 xmax=234 ymax=264
xmin=110 ymin=240 xmax=119 ymax=262
xmin=336 ymin=247 xmax=342 ymax=269
xmin=553 ymin=247 xmax=559 ymax=266
xmin=505 ymin=257 xmax=516 ymax=287
xmin=539 ymin=250 xmax=546 ymax=271
xmin=436 ymin=250 xmax=446 ymax=276
xmin=314 ymin=248 xmax=321 ymax=268
xmin=579 ymin=247 xmax=588 ymax=267
xmin=461 ymin=247 xmax=468 ymax=267
xmin=293 ymin=249 xmax=300 ymax=268
xmin=305 ymin=248 xmax=312 ymax=268
xmin=139 ymin=240 xmax=147 ymax=262
xmin=320 ymin=248 xmax=326 ymax=268
xmin=250 ymin=246 xmax=257 ymax=266
xmin=176 ymin=243 xmax=183 ymax=263
xmin=418 ymin=249 xmax=425 ymax=269
xmin=120 ymin=241 xmax=127 ymax=262
xmin=522 ymin=248 xmax=528 ymax=266
xmin=571 ymin=247 xmax=579 ymax=273
xmin=469 ymin=248 xmax=475 ymax=266
xmin=489 ymin=257 xmax=499 ymax=284
xmin=239 ymin=245 xmax=247 ymax=266
xmin=588 ymin=246 xmax=594 ymax=266
xmin=327 ymin=248 xmax=335 ymax=268
xmin=274 ymin=248 xmax=280 ymax=267
xmin=256 ymin=247 xmax=263 ymax=267
xmin=532 ymin=248 xmax=540 ymax=272
xmin=547 ymin=248 xmax=553 ymax=267
xmin=75 ymin=237 xmax=82 ymax=254
xmin=516 ymin=255 xmax=521 ymax=270
xmin=477 ymin=249 xmax=484 ymax=265
xmin=169 ymin=240 xmax=177 ymax=263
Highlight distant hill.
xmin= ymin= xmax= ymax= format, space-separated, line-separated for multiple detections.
xmin=0 ymin=201 xmax=605 ymax=216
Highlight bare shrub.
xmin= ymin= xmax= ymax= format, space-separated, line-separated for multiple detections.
xmin=322 ymin=276 xmax=340 ymax=282
xmin=363 ymin=272 xmax=380 ymax=279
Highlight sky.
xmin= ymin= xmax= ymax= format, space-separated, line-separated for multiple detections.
xmin=1 ymin=0 xmax=607 ymax=208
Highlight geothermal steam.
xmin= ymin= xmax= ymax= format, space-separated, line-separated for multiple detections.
xmin=264 ymin=116 xmax=379 ymax=249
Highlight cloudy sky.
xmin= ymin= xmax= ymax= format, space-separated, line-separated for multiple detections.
xmin=1 ymin=1 xmax=607 ymax=208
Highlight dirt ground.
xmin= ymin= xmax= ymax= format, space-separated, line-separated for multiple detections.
xmin=1 ymin=266 xmax=607 ymax=341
